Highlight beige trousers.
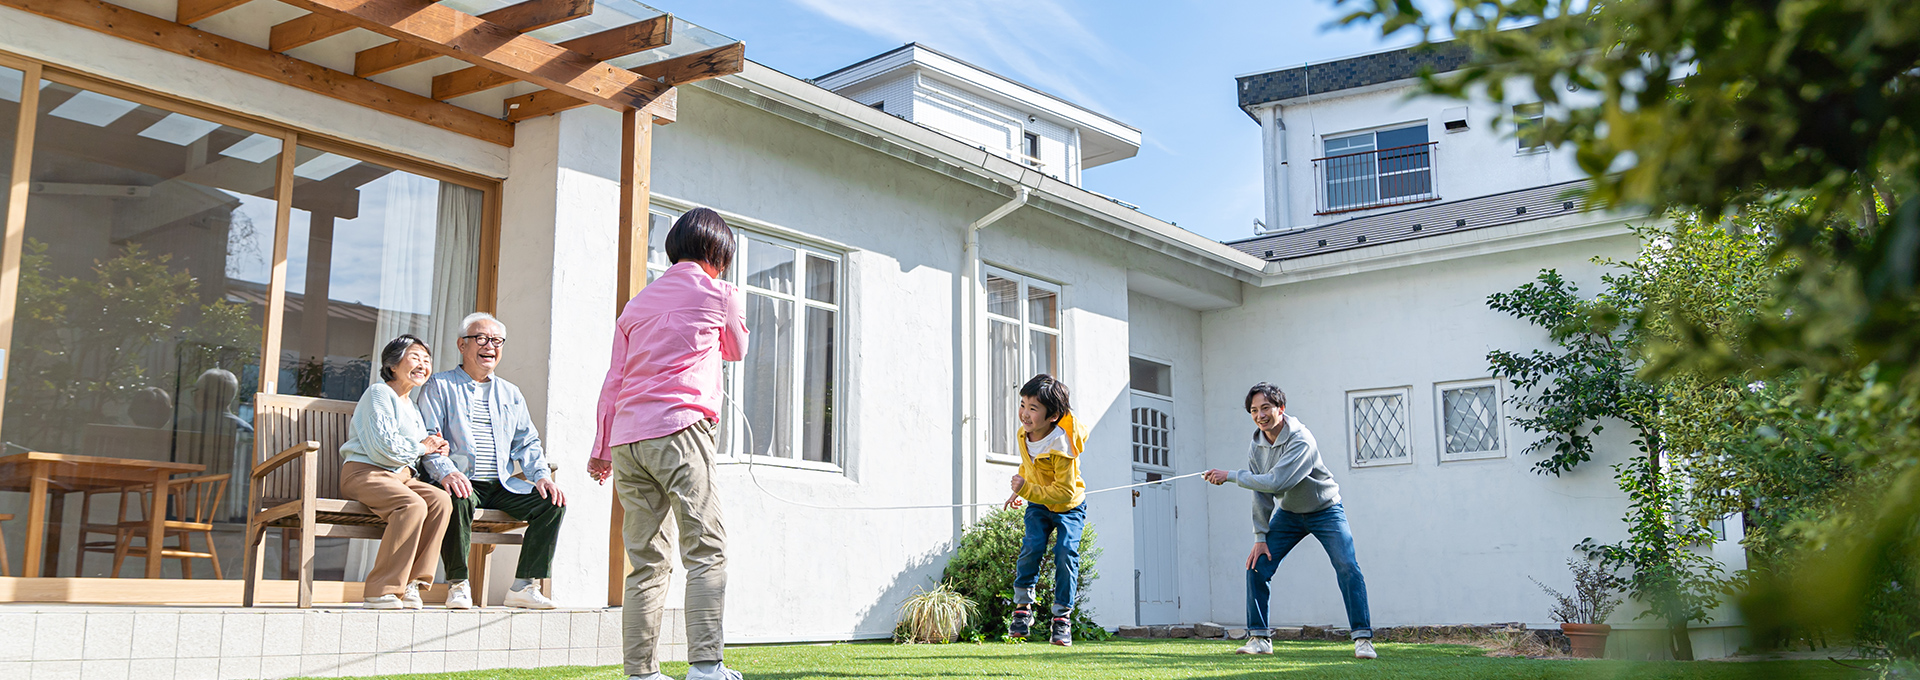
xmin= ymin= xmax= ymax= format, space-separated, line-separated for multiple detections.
xmin=613 ymin=419 xmax=728 ymax=676
xmin=339 ymin=461 xmax=453 ymax=597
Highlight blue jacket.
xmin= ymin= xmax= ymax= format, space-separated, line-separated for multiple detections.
xmin=417 ymin=367 xmax=550 ymax=494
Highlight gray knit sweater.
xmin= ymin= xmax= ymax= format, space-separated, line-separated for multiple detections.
xmin=1230 ymin=415 xmax=1341 ymax=539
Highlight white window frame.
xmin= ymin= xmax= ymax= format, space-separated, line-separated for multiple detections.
xmin=646 ymin=206 xmax=848 ymax=473
xmin=1346 ymin=386 xmax=1414 ymax=469
xmin=982 ymin=265 xmax=1063 ymax=466
xmin=1129 ymin=355 xmax=1175 ymax=472
xmin=1514 ymin=102 xmax=1547 ymax=153
xmin=1434 ymin=378 xmax=1506 ymax=463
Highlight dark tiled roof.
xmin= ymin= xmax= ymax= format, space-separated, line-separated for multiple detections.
xmin=1238 ymin=41 xmax=1472 ymax=112
xmin=1226 ymin=180 xmax=1602 ymax=261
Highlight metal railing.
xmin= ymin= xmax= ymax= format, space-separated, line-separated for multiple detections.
xmin=1313 ymin=142 xmax=1439 ymax=215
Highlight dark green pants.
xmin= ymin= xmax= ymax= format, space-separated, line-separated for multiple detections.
xmin=439 ymin=479 xmax=566 ymax=581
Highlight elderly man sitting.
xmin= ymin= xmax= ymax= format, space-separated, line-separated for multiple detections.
xmin=419 ymin=312 xmax=566 ymax=610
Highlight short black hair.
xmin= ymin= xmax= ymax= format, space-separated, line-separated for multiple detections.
xmin=1019 ymin=374 xmax=1071 ymax=421
xmin=1245 ymin=382 xmax=1287 ymax=411
xmin=379 ymin=334 xmax=431 ymax=382
xmin=665 ymin=207 xmax=736 ymax=275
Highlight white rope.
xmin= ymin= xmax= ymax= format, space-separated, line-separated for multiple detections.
xmin=720 ymin=393 xmax=1206 ymax=511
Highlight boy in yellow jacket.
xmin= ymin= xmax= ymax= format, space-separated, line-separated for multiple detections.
xmin=1002 ymin=374 xmax=1087 ymax=646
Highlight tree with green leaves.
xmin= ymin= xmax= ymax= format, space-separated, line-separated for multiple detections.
xmin=1334 ymin=0 xmax=1920 ymax=661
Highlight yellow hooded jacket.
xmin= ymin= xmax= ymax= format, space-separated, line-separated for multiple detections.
xmin=1016 ymin=412 xmax=1087 ymax=513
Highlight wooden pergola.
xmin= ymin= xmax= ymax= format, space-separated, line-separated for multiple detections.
xmin=0 ymin=0 xmax=742 ymax=603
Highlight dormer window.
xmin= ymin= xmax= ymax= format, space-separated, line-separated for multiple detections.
xmin=1315 ymin=124 xmax=1436 ymax=214
xmin=1515 ymin=102 xmax=1545 ymax=150
xmin=1022 ymin=131 xmax=1042 ymax=168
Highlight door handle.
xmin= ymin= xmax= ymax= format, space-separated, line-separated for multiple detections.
xmin=1132 ymin=489 xmax=1140 ymax=506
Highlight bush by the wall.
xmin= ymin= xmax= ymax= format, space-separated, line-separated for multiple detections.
xmin=940 ymin=506 xmax=1109 ymax=642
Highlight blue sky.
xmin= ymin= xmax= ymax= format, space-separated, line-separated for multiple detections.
xmin=667 ymin=0 xmax=1428 ymax=243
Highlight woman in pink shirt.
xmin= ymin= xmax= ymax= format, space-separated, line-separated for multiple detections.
xmin=588 ymin=208 xmax=748 ymax=680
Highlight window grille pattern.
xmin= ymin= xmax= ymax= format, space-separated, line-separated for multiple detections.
xmin=1441 ymin=385 xmax=1501 ymax=455
xmin=1351 ymin=391 xmax=1409 ymax=465
xmin=1132 ymin=407 xmax=1171 ymax=469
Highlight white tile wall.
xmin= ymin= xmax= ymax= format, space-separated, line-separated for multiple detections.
xmin=1 ymin=605 xmax=658 ymax=680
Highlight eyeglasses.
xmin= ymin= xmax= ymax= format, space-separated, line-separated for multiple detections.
xmin=462 ymin=335 xmax=507 ymax=348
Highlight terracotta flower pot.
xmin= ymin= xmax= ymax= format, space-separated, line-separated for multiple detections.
xmin=1561 ymin=622 xmax=1612 ymax=658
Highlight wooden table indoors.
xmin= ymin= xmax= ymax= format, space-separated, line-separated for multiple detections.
xmin=0 ymin=452 xmax=205 ymax=578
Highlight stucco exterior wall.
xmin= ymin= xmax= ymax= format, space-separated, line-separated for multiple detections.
xmin=1198 ymin=230 xmax=1643 ymax=628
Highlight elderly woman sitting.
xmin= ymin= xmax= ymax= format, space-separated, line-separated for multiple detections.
xmin=339 ymin=334 xmax=453 ymax=609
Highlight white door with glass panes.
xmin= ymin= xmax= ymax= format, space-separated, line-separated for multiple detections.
xmin=1130 ymin=363 xmax=1178 ymax=624
xmin=984 ymin=267 xmax=1060 ymax=457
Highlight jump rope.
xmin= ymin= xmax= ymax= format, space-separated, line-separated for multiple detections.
xmin=717 ymin=392 xmax=1207 ymax=511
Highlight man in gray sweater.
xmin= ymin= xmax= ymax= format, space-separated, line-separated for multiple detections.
xmin=1205 ymin=382 xmax=1375 ymax=659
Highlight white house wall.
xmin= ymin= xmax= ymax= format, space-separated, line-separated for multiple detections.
xmin=913 ymin=76 xmax=1080 ymax=185
xmin=834 ymin=72 xmax=918 ymax=120
xmin=633 ymin=83 xmax=1160 ymax=639
xmin=1198 ymin=230 xmax=1642 ymax=629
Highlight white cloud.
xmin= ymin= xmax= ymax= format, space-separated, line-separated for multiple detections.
xmin=790 ymin=0 xmax=1125 ymax=114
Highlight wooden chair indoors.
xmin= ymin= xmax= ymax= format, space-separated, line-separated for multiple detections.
xmin=77 ymin=481 xmax=157 ymax=575
xmin=100 ymin=474 xmax=231 ymax=578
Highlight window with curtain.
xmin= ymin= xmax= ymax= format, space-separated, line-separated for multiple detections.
xmin=274 ymin=147 xmax=483 ymax=402
xmin=984 ymin=267 xmax=1062 ymax=457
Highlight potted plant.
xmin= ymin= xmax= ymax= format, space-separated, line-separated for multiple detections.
xmin=1532 ymin=558 xmax=1624 ymax=658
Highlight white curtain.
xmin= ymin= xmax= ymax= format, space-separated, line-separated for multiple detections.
xmin=430 ymin=183 xmax=482 ymax=372
xmin=370 ymin=174 xmax=439 ymax=385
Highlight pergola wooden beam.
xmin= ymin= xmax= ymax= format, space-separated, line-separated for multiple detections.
xmin=268 ymin=4 xmax=381 ymax=52
xmin=274 ymin=0 xmax=667 ymax=111
xmin=354 ymin=0 xmax=595 ymax=77
xmin=501 ymin=42 xmax=741 ymax=122
xmin=433 ymin=13 xmax=671 ymax=101
xmin=176 ymin=0 xmax=252 ymax=25
xmin=1 ymin=0 xmax=513 ymax=146
xmin=507 ymin=84 xmax=675 ymax=123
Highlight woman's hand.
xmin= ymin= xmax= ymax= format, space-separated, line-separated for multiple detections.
xmin=422 ymin=434 xmax=449 ymax=455
xmin=588 ymin=457 xmax=612 ymax=485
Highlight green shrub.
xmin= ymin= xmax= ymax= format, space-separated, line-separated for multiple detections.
xmin=940 ymin=506 xmax=1110 ymax=642
xmin=895 ymin=583 xmax=978 ymax=644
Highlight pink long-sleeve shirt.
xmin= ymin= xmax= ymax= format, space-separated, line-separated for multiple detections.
xmin=591 ymin=262 xmax=748 ymax=460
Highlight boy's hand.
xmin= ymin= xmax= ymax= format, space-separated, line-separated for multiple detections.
xmin=1204 ymin=469 xmax=1233 ymax=485
xmin=1003 ymin=493 xmax=1024 ymax=510
xmin=1246 ymin=542 xmax=1272 ymax=570
xmin=1009 ymin=474 xmax=1025 ymax=493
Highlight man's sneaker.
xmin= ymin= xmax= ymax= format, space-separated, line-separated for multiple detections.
xmin=1009 ymin=606 xmax=1034 ymax=638
xmin=363 ymin=594 xmax=405 ymax=610
xmin=445 ymin=580 xmax=473 ymax=609
xmin=628 ymin=674 xmax=672 ymax=680
xmin=503 ymin=583 xmax=557 ymax=610
xmin=1354 ymin=638 xmax=1378 ymax=659
xmin=1234 ymin=636 xmax=1274 ymax=655
xmin=685 ymin=662 xmax=744 ymax=680
xmin=1049 ymin=617 xmax=1072 ymax=647
xmin=401 ymin=581 xmax=426 ymax=609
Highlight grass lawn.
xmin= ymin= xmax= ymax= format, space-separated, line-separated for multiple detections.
xmin=309 ymin=639 xmax=1871 ymax=680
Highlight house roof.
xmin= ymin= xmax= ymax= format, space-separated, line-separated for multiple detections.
xmin=1224 ymin=179 xmax=1602 ymax=261
xmin=1236 ymin=40 xmax=1472 ymax=115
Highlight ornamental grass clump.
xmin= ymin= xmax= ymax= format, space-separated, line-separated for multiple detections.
xmin=897 ymin=583 xmax=978 ymax=644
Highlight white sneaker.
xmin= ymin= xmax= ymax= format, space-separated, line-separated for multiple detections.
xmin=1234 ymin=636 xmax=1273 ymax=655
xmin=503 ymin=584 xmax=556 ymax=610
xmin=363 ymin=594 xmax=405 ymax=610
xmin=401 ymin=581 xmax=426 ymax=609
xmin=685 ymin=663 xmax=744 ymax=680
xmin=1355 ymin=638 xmax=1378 ymax=659
xmin=629 ymin=674 xmax=673 ymax=680
xmin=446 ymin=580 xmax=473 ymax=610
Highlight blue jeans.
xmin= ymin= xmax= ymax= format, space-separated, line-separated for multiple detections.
xmin=1245 ymin=503 xmax=1372 ymax=639
xmin=1012 ymin=502 xmax=1086 ymax=617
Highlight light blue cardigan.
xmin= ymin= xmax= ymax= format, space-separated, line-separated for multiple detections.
xmin=339 ymin=382 xmax=430 ymax=471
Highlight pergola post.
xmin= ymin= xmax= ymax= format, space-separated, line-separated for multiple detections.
xmin=608 ymin=106 xmax=654 ymax=606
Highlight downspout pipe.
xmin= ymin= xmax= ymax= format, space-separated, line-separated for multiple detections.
xmin=1259 ymin=104 xmax=1290 ymax=233
xmin=958 ymin=185 xmax=1030 ymax=535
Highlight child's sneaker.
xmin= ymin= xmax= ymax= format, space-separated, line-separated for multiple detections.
xmin=1354 ymin=638 xmax=1378 ymax=659
xmin=1234 ymin=636 xmax=1273 ymax=655
xmin=1049 ymin=617 xmax=1072 ymax=646
xmin=1009 ymin=606 xmax=1034 ymax=638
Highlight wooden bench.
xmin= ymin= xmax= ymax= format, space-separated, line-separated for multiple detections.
xmin=241 ymin=393 xmax=531 ymax=608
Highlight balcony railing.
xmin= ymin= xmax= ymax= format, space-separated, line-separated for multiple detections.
xmin=1313 ymin=142 xmax=1439 ymax=215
